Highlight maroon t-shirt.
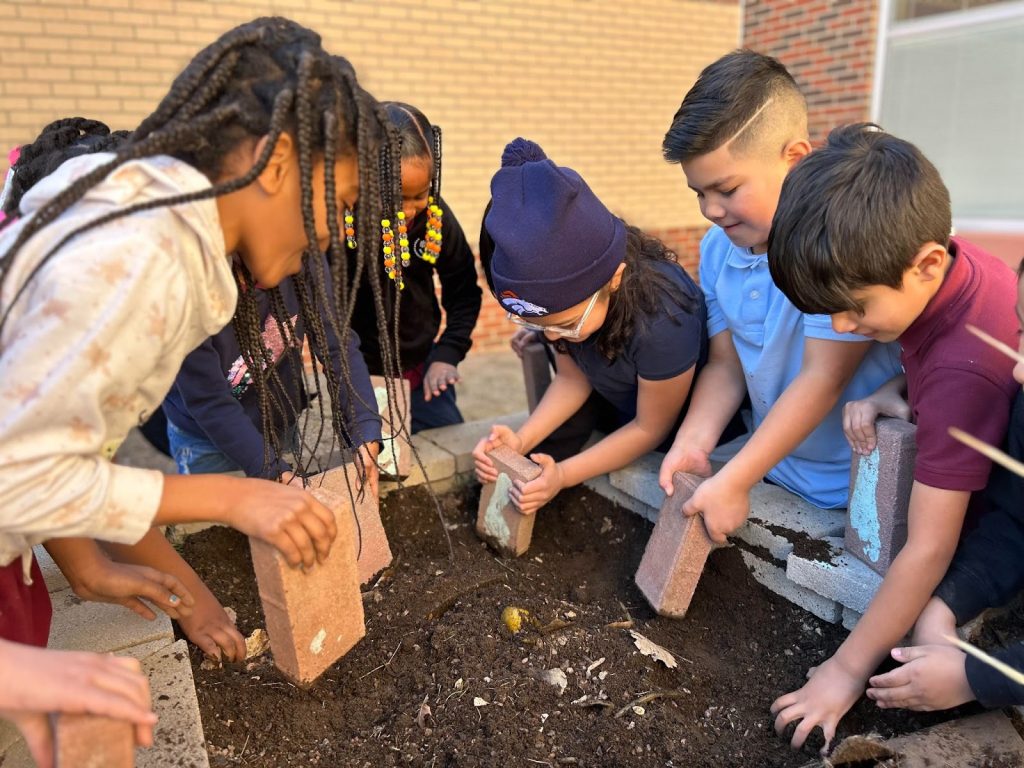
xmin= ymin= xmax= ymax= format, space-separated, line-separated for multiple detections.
xmin=902 ymin=237 xmax=1018 ymax=492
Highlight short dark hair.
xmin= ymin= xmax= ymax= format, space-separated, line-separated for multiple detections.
xmin=663 ymin=49 xmax=806 ymax=164
xmin=768 ymin=123 xmax=952 ymax=315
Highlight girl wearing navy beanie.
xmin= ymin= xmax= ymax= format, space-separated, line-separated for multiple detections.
xmin=473 ymin=138 xmax=716 ymax=514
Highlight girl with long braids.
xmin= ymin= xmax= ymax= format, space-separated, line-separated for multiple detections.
xmin=348 ymin=102 xmax=482 ymax=433
xmin=0 ymin=18 xmax=400 ymax=763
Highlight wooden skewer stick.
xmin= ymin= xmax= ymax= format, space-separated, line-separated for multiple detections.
xmin=948 ymin=427 xmax=1024 ymax=479
xmin=944 ymin=634 xmax=1024 ymax=687
xmin=965 ymin=323 xmax=1024 ymax=366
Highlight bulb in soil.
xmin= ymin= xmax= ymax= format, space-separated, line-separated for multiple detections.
xmin=502 ymin=606 xmax=529 ymax=634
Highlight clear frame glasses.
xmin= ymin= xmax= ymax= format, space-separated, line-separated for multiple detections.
xmin=506 ymin=289 xmax=601 ymax=339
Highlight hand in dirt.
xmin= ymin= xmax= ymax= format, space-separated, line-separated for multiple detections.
xmin=842 ymin=392 xmax=911 ymax=456
xmin=56 ymin=540 xmax=194 ymax=621
xmin=510 ymin=454 xmax=563 ymax=515
xmin=473 ymin=425 xmax=524 ymax=484
xmin=658 ymin=441 xmax=713 ymax=494
xmin=0 ymin=639 xmax=157 ymax=768
xmin=866 ymin=645 xmax=974 ymax=711
xmin=510 ymin=328 xmax=541 ymax=359
xmin=911 ymin=596 xmax=958 ymax=646
xmin=177 ymin=585 xmax=246 ymax=663
xmin=227 ymin=479 xmax=337 ymax=569
xmin=680 ymin=473 xmax=749 ymax=544
xmin=423 ymin=361 xmax=460 ymax=402
xmin=771 ymin=657 xmax=864 ymax=753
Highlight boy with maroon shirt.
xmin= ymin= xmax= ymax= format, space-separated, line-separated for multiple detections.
xmin=766 ymin=123 xmax=1019 ymax=751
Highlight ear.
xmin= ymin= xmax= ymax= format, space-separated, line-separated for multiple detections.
xmin=253 ymin=132 xmax=296 ymax=195
xmin=910 ymin=242 xmax=949 ymax=283
xmin=608 ymin=262 xmax=627 ymax=292
xmin=782 ymin=137 xmax=812 ymax=168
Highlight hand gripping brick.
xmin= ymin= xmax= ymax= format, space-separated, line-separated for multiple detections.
xmin=521 ymin=342 xmax=552 ymax=413
xmin=635 ymin=472 xmax=715 ymax=618
xmin=845 ymin=417 xmax=917 ymax=576
xmin=312 ymin=464 xmax=391 ymax=584
xmin=54 ymin=713 xmax=134 ymax=768
xmin=370 ymin=375 xmax=412 ymax=479
xmin=476 ymin=445 xmax=543 ymax=557
xmin=250 ymin=486 xmax=365 ymax=686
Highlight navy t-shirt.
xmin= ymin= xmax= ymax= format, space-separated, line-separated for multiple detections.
xmin=565 ymin=260 xmax=707 ymax=421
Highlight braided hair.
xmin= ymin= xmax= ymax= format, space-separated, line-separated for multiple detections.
xmin=0 ymin=17 xmax=403 ymax=488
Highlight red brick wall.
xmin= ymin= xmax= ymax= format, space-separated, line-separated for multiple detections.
xmin=743 ymin=0 xmax=878 ymax=144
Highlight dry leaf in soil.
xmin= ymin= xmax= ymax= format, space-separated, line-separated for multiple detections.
xmin=629 ymin=630 xmax=678 ymax=669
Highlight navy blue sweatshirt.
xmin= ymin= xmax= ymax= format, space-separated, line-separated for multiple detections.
xmin=349 ymin=197 xmax=482 ymax=376
xmin=163 ymin=256 xmax=382 ymax=479
xmin=934 ymin=389 xmax=1024 ymax=707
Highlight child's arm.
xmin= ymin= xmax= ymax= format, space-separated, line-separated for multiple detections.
xmin=0 ymin=639 xmax=157 ymax=765
xmin=684 ymin=338 xmax=871 ymax=542
xmin=771 ymin=482 xmax=969 ymax=750
xmin=512 ymin=367 xmax=696 ymax=514
xmin=102 ymin=529 xmax=246 ymax=662
xmin=659 ymin=330 xmax=748 ymax=487
xmin=43 ymin=537 xmax=194 ymax=621
xmin=843 ymin=374 xmax=910 ymax=455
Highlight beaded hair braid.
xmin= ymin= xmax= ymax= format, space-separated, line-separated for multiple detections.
xmin=0 ymin=18 xmax=403 ymax=495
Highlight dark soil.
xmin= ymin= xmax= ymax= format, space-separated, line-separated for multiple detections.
xmin=181 ymin=484 xmax=970 ymax=767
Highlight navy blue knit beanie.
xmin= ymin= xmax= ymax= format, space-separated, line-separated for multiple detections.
xmin=486 ymin=138 xmax=626 ymax=317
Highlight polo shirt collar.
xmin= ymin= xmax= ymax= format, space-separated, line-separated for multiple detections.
xmin=725 ymin=244 xmax=768 ymax=269
xmin=900 ymin=238 xmax=971 ymax=357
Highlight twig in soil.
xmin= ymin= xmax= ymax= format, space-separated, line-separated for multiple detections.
xmin=357 ymin=639 xmax=402 ymax=681
xmin=525 ymin=760 xmax=552 ymax=766
xmin=613 ymin=690 xmax=687 ymax=719
xmin=605 ymin=620 xmax=633 ymax=630
xmin=536 ymin=618 xmax=572 ymax=635
xmin=238 ymin=732 xmax=251 ymax=759
xmin=425 ymin=575 xmax=504 ymax=620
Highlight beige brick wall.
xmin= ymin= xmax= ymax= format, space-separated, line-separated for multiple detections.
xmin=0 ymin=0 xmax=738 ymax=241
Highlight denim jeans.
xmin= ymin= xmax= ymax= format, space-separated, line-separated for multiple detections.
xmin=166 ymin=420 xmax=245 ymax=475
xmin=411 ymin=384 xmax=464 ymax=433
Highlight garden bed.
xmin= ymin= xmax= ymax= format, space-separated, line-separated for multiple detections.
xmin=181 ymin=484 xmax=970 ymax=767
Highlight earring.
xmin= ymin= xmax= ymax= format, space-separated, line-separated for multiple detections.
xmin=344 ymin=210 xmax=356 ymax=249
xmin=422 ymin=197 xmax=443 ymax=265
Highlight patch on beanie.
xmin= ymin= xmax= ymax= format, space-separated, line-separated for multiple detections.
xmin=499 ymin=291 xmax=549 ymax=317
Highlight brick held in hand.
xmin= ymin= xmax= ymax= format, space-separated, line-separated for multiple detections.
xmin=313 ymin=463 xmax=391 ymax=585
xmin=635 ymin=471 xmax=715 ymax=618
xmin=476 ymin=445 xmax=543 ymax=557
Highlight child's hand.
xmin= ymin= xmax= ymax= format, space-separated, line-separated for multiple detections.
xmin=177 ymin=586 xmax=246 ymax=663
xmin=71 ymin=558 xmax=195 ymax=621
xmin=227 ymin=480 xmax=337 ymax=569
xmin=843 ymin=392 xmax=911 ymax=456
xmin=912 ymin=596 xmax=958 ymax=646
xmin=0 ymin=639 xmax=157 ymax=767
xmin=356 ymin=441 xmax=380 ymax=499
xmin=680 ymin=473 xmax=748 ymax=544
xmin=510 ymin=328 xmax=540 ymax=359
xmin=659 ymin=442 xmax=713 ymax=494
xmin=771 ymin=658 xmax=865 ymax=753
xmin=473 ymin=425 xmax=524 ymax=484
xmin=423 ymin=362 xmax=460 ymax=402
xmin=866 ymin=645 xmax=974 ymax=711
xmin=509 ymin=454 xmax=563 ymax=515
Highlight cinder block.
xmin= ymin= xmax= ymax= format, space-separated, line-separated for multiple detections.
xmin=842 ymin=607 xmax=861 ymax=631
xmin=312 ymin=464 xmax=391 ymax=585
xmin=521 ymin=342 xmax=552 ymax=412
xmin=846 ymin=418 xmax=917 ymax=575
xmin=55 ymin=714 xmax=134 ymax=768
xmin=476 ymin=446 xmax=542 ymax=556
xmin=738 ymin=549 xmax=842 ymax=624
xmin=583 ymin=474 xmax=659 ymax=523
xmin=635 ymin=472 xmax=716 ymax=618
xmin=608 ymin=453 xmax=665 ymax=510
xmin=735 ymin=483 xmax=846 ymax=562
xmin=370 ymin=376 xmax=412 ymax=479
xmin=786 ymin=537 xmax=883 ymax=615
xmin=250 ymin=486 xmax=365 ymax=686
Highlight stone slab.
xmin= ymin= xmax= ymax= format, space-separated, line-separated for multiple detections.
xmin=739 ymin=549 xmax=842 ymax=623
xmin=417 ymin=411 xmax=529 ymax=475
xmin=842 ymin=606 xmax=862 ymax=631
xmin=735 ymin=483 xmax=846 ymax=562
xmin=583 ymin=474 xmax=659 ymax=524
xmin=846 ymin=417 xmax=917 ymax=575
xmin=635 ymin=473 xmax=716 ymax=618
xmin=138 ymin=639 xmax=209 ymax=768
xmin=786 ymin=537 xmax=883 ymax=615
xmin=47 ymin=587 xmax=175 ymax=655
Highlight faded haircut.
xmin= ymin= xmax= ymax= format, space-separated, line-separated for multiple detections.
xmin=663 ymin=49 xmax=807 ymax=164
xmin=768 ymin=123 xmax=952 ymax=315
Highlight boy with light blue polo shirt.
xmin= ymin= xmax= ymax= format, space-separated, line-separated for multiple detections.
xmin=657 ymin=50 xmax=903 ymax=543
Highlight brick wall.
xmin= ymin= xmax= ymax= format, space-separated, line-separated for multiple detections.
xmin=0 ymin=0 xmax=739 ymax=354
xmin=743 ymin=0 xmax=877 ymax=144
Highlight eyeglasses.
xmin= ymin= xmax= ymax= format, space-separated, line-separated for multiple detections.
xmin=506 ymin=290 xmax=601 ymax=339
